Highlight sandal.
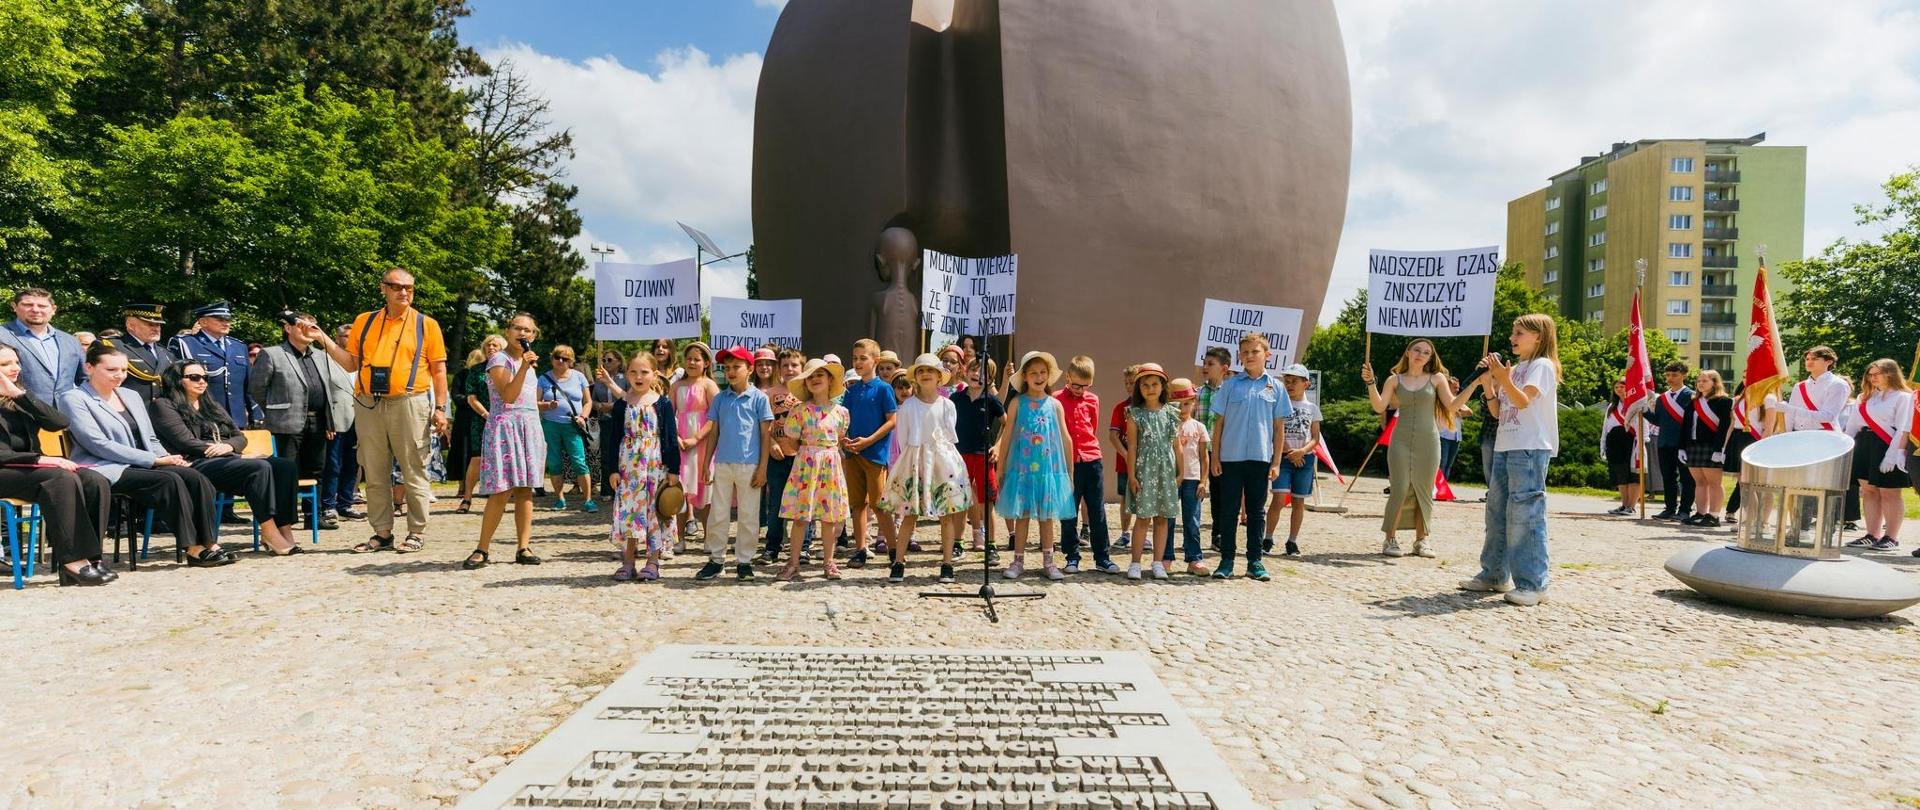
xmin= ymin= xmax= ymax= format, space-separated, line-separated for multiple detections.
xmin=776 ymin=561 xmax=801 ymax=581
xmin=614 ymin=563 xmax=636 ymax=581
xmin=455 ymin=499 xmax=472 ymax=514
xmin=515 ymin=547 xmax=542 ymax=565
xmin=462 ymin=549 xmax=489 ymax=569
xmin=394 ymin=534 xmax=424 ymax=554
xmin=822 ymin=560 xmax=842 ymax=580
xmin=351 ymin=535 xmax=394 ymax=554
xmin=638 ymin=562 xmax=660 ymax=581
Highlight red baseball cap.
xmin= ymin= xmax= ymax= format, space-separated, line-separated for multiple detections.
xmin=715 ymin=346 xmax=754 ymax=365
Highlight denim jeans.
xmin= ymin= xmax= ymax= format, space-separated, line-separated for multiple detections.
xmin=1439 ymin=437 xmax=1460 ymax=481
xmin=1164 ymin=479 xmax=1204 ymax=563
xmin=762 ymin=455 xmax=794 ymax=556
xmin=1480 ymin=448 xmax=1552 ymax=592
xmin=1214 ymin=460 xmax=1269 ymax=565
xmin=1059 ymin=459 xmax=1111 ymax=565
xmin=321 ymin=426 xmax=359 ymax=513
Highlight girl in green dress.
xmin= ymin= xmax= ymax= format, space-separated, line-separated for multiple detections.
xmin=1125 ymin=363 xmax=1180 ymax=580
xmin=1362 ymin=338 xmax=1466 ymax=558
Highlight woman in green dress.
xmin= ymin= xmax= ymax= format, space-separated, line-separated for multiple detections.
xmin=1362 ymin=338 xmax=1465 ymax=558
xmin=457 ymin=334 xmax=507 ymax=513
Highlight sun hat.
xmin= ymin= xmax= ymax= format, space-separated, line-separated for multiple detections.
xmin=1280 ymin=363 xmax=1312 ymax=380
xmin=787 ymin=357 xmax=847 ymax=400
xmin=1014 ymin=350 xmax=1061 ymax=391
xmin=1132 ymin=362 xmax=1170 ymax=387
xmin=937 ymin=344 xmax=964 ymax=362
xmin=906 ymin=352 xmax=952 ymax=386
xmin=714 ymin=346 xmax=754 ymax=366
xmin=753 ymin=347 xmax=778 ymax=363
xmin=876 ymin=349 xmax=902 ymax=367
xmin=1169 ymin=377 xmax=1197 ymax=401
xmin=655 ymin=480 xmax=685 ymax=520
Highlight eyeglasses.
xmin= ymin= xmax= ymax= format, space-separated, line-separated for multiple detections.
xmin=182 ymin=373 xmax=208 ymax=382
xmin=382 ymin=282 xmax=415 ymax=292
xmin=552 ymin=355 xmax=573 ymax=362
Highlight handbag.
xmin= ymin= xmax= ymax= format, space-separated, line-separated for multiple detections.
xmin=543 ymin=372 xmax=594 ymax=441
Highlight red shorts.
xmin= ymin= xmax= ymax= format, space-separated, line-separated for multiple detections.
xmin=963 ymin=453 xmax=994 ymax=503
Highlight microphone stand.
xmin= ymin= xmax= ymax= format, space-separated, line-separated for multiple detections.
xmin=920 ymin=400 xmax=1045 ymax=623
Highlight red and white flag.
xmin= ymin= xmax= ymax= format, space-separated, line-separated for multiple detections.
xmin=1744 ymin=261 xmax=1791 ymax=412
xmin=1314 ymin=442 xmax=1343 ymax=484
xmin=1621 ymin=288 xmax=1654 ymax=405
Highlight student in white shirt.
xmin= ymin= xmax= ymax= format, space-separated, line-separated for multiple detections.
xmin=1460 ymin=314 xmax=1561 ymax=607
xmin=1767 ymin=345 xmax=1861 ymax=528
xmin=1845 ymin=359 xmax=1913 ymax=551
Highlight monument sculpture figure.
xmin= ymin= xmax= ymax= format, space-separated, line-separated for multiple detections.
xmin=872 ymin=226 xmax=923 ymax=356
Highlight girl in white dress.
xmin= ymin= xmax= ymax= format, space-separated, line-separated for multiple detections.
xmin=885 ymin=353 xmax=974 ymax=584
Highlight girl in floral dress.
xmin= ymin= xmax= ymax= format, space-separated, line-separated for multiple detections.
xmin=604 ymin=354 xmax=681 ymax=581
xmin=1124 ymin=363 xmax=1180 ymax=581
xmin=466 ymin=315 xmax=548 ymax=569
xmin=886 ymin=354 xmax=974 ymax=584
xmin=670 ymin=342 xmax=718 ymax=555
xmin=776 ymin=358 xmax=853 ymax=581
xmin=993 ymin=351 xmax=1076 ymax=581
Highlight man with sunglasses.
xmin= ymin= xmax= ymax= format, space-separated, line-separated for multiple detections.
xmin=251 ymin=310 xmax=353 ymax=530
xmin=307 ymin=268 xmax=450 ymax=554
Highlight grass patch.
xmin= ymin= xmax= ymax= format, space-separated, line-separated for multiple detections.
xmin=1557 ymin=562 xmax=1599 ymax=571
xmin=1549 ymin=485 xmax=1619 ymax=499
xmin=1885 ymin=794 xmax=1920 ymax=809
xmin=1620 ymin=693 xmax=1670 ymax=716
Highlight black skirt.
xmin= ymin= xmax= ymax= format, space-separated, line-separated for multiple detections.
xmin=1723 ymin=431 xmax=1755 ymax=474
xmin=1684 ymin=439 xmax=1724 ymax=469
xmin=1605 ymin=427 xmax=1638 ymax=486
xmin=1852 ymin=430 xmax=1910 ymax=488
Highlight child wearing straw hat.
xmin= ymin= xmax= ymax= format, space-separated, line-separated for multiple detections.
xmin=994 ymin=350 xmax=1076 ymax=580
xmin=886 ymin=353 xmax=974 ymax=583
xmin=775 ymin=358 xmax=854 ymax=580
xmin=1125 ymin=363 xmax=1180 ymax=580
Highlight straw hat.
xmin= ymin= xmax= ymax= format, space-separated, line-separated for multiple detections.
xmin=1132 ymin=362 xmax=1170 ymax=388
xmin=655 ymin=480 xmax=685 ymax=520
xmin=787 ymin=357 xmax=847 ymax=400
xmin=752 ymin=347 xmax=778 ymax=363
xmin=905 ymin=352 xmax=951 ymax=386
xmin=1014 ymin=350 xmax=1061 ymax=391
xmin=876 ymin=349 xmax=902 ymax=367
xmin=1169 ymin=377 xmax=1197 ymax=401
xmin=937 ymin=344 xmax=964 ymax=362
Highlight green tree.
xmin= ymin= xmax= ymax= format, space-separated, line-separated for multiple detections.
xmin=1558 ymin=320 xmax=1682 ymax=406
xmin=1778 ymin=169 xmax=1920 ymax=376
xmin=745 ymin=244 xmax=759 ymax=299
xmin=490 ymin=182 xmax=591 ymax=349
xmin=0 ymin=0 xmax=110 ymax=279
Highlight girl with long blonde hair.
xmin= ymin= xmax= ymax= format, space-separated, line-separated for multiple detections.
xmin=1463 ymin=314 xmax=1560 ymax=607
xmin=1360 ymin=338 xmax=1466 ymax=558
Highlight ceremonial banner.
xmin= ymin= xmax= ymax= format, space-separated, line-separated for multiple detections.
xmin=1744 ymin=262 xmax=1790 ymax=407
xmin=1192 ymin=298 xmax=1304 ymax=371
xmin=593 ymin=259 xmax=703 ymax=341
xmin=1622 ymin=288 xmax=1654 ymax=405
xmin=709 ymin=297 xmax=803 ymax=351
xmin=920 ymin=250 xmax=1017 ymax=337
xmin=1366 ymin=246 xmax=1501 ymax=336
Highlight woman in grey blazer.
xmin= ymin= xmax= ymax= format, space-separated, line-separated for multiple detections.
xmin=58 ymin=343 xmax=230 ymax=567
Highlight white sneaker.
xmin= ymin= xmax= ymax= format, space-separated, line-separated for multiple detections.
xmin=1382 ymin=538 xmax=1405 ymax=558
xmin=1004 ymin=559 xmax=1024 ymax=580
xmin=1045 ymin=564 xmax=1065 ymax=581
xmin=1504 ymin=589 xmax=1547 ymax=606
xmin=1460 ymin=577 xmax=1515 ymax=593
xmin=1150 ymin=562 xmax=1169 ymax=580
xmin=1127 ymin=563 xmax=1142 ymax=581
xmin=1412 ymin=539 xmax=1436 ymax=558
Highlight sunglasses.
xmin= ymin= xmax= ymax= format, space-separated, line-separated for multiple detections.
xmin=382 ymin=282 xmax=415 ymax=292
xmin=551 ymin=355 xmax=573 ymax=362
xmin=182 ymin=373 xmax=208 ymax=382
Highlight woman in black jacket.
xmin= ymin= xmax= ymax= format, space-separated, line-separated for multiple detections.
xmin=1682 ymin=369 xmax=1735 ymax=527
xmin=152 ymin=362 xmax=303 ymax=555
xmin=0 ymin=343 xmax=115 ymax=586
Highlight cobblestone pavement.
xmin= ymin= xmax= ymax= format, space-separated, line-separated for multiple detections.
xmin=4 ymin=479 xmax=1918 ymax=809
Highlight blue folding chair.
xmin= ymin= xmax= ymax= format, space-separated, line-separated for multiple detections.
xmin=261 ymin=431 xmax=321 ymax=544
xmin=4 ymin=497 xmax=42 ymax=590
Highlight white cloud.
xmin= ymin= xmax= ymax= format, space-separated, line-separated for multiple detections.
xmin=752 ymin=0 xmax=787 ymax=8
xmin=1327 ymin=0 xmax=1920 ymax=322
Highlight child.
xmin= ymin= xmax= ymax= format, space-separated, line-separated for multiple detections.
xmin=1681 ymin=369 xmax=1733 ymax=528
xmin=1461 ymin=314 xmax=1561 ymax=606
xmin=604 ymin=353 xmax=681 ymax=581
xmin=777 ymin=358 xmax=853 ymax=581
xmin=952 ymin=356 xmax=1005 ymax=556
xmin=1209 ymin=334 xmax=1291 ymax=581
xmin=887 ymin=353 xmax=974 ymax=583
xmin=841 ymin=339 xmax=898 ymax=567
xmin=670 ymin=342 xmax=720 ymax=554
xmin=996 ymin=351 xmax=1076 ymax=580
xmin=1271 ymin=364 xmax=1321 ymax=556
xmin=698 ymin=346 xmax=773 ymax=582
xmin=1109 ymin=365 xmax=1141 ymax=561
xmin=886 ymin=368 xmax=914 ymax=550
xmin=761 ymin=347 xmax=806 ymax=562
xmin=1846 ymin=359 xmax=1913 ymax=550
xmin=1165 ymin=379 xmax=1212 ymax=575
xmin=1055 ymin=356 xmax=1115 ymax=574
xmin=1124 ymin=363 xmax=1179 ymax=580
xmin=1646 ymin=360 xmax=1696 ymax=522
xmin=1197 ymin=347 xmax=1231 ymax=553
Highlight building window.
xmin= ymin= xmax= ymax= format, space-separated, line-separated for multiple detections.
xmin=1668 ymin=242 xmax=1693 ymax=258
xmin=1587 ymin=283 xmax=1605 ymax=298
xmin=1666 ymin=328 xmax=1691 ymax=343
xmin=1545 ymin=221 xmax=1560 ymax=236
xmin=1588 ymin=258 xmax=1605 ymax=273
xmin=1669 ymin=186 xmax=1694 ymax=202
xmin=1591 ymin=179 xmax=1608 ymax=194
xmin=1667 ymin=299 xmax=1691 ymax=315
xmin=1669 ymin=214 xmax=1693 ymax=230
xmin=1544 ymin=246 xmax=1559 ymax=259
xmin=1590 ymin=205 xmax=1608 ymax=221
xmin=1544 ymin=269 xmax=1560 ymax=284
xmin=1704 ymin=325 xmax=1736 ymax=341
xmin=1590 ymin=232 xmax=1607 ymax=247
xmin=1671 ymin=157 xmax=1695 ymax=172
xmin=1588 ymin=310 xmax=1604 ymax=322
xmin=1546 ymin=197 xmax=1562 ymax=211
xmin=1668 ymin=271 xmax=1692 ymax=286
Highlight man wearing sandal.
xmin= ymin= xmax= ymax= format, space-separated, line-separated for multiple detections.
xmin=307 ymin=267 xmax=451 ymax=555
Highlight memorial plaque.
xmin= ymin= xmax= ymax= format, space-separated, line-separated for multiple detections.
xmin=461 ymin=645 xmax=1258 ymax=809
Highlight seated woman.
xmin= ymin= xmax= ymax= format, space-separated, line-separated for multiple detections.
xmin=57 ymin=343 xmax=230 ymax=567
xmin=0 ymin=343 xmax=115 ymax=586
xmin=151 ymin=363 xmax=304 ymax=555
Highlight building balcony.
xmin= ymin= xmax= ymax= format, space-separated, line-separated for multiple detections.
xmin=1704 ymin=169 xmax=1742 ymax=184
xmin=1702 ymin=283 xmax=1738 ymax=298
xmin=1699 ymin=341 xmax=1737 ymax=354
xmin=1701 ymin=312 xmax=1737 ymax=325
xmin=1703 ymin=226 xmax=1739 ymax=241
xmin=1702 ymin=255 xmax=1739 ymax=269
xmin=1705 ymin=199 xmax=1741 ymax=212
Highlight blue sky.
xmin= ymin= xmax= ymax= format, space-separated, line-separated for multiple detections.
xmin=457 ymin=0 xmax=1920 ymax=320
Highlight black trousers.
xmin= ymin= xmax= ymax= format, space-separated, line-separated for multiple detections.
xmin=274 ymin=413 xmax=329 ymax=478
xmin=1214 ymin=460 xmax=1269 ymax=566
xmin=0 ymin=466 xmax=110 ymax=566
xmin=1657 ymin=445 xmax=1695 ymax=515
xmin=195 ymin=455 xmax=299 ymax=526
xmin=113 ymin=466 xmax=217 ymax=549
xmin=1207 ymin=472 xmax=1226 ymax=550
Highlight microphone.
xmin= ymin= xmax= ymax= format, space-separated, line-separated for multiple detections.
xmin=1460 ymin=352 xmax=1502 ymax=388
xmin=518 ymin=338 xmax=533 ymax=352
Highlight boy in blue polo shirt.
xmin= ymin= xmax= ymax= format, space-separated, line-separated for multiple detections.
xmin=1208 ymin=334 xmax=1292 ymax=581
xmin=698 ymin=346 xmax=773 ymax=581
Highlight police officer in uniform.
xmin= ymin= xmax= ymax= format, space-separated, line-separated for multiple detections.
xmin=170 ymin=301 xmax=259 ymax=425
xmin=98 ymin=303 xmax=176 ymax=403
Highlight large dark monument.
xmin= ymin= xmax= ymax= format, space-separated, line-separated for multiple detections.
xmin=753 ymin=0 xmax=1352 ymax=385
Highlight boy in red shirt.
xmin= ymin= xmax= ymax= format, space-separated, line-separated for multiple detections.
xmin=1056 ymin=356 xmax=1117 ymax=574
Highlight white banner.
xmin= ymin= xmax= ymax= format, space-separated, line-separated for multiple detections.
xmin=1193 ymin=298 xmax=1305 ymax=372
xmin=1365 ymin=246 xmax=1501 ymax=337
xmin=593 ymin=259 xmax=702 ymax=341
xmin=919 ymin=250 xmax=1017 ymax=337
xmin=709 ymin=297 xmax=802 ymax=351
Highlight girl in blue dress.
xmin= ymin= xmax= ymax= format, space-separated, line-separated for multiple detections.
xmin=993 ymin=351 xmax=1075 ymax=581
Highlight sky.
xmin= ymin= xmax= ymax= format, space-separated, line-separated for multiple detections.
xmin=457 ymin=0 xmax=1920 ymax=320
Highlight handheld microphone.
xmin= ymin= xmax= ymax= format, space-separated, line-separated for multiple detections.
xmin=1460 ymin=352 xmax=1502 ymax=388
xmin=518 ymin=338 xmax=533 ymax=352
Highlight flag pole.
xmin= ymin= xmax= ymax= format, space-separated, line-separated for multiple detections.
xmin=1635 ymin=258 xmax=1648 ymax=520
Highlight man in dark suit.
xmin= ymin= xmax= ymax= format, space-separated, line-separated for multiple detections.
xmin=170 ymin=301 xmax=259 ymax=426
xmin=249 ymin=311 xmax=346 ymax=530
xmin=98 ymin=303 xmax=175 ymax=403
xmin=0 ymin=287 xmax=85 ymax=403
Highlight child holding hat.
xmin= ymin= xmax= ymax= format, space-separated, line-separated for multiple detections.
xmin=604 ymin=353 xmax=681 ymax=581
xmin=776 ymin=358 xmax=854 ymax=580
xmin=886 ymin=353 xmax=974 ymax=583
xmin=994 ymin=350 xmax=1076 ymax=580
